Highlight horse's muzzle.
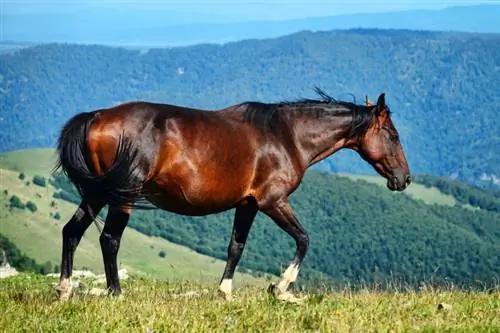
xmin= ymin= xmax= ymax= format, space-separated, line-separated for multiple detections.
xmin=387 ymin=172 xmax=411 ymax=191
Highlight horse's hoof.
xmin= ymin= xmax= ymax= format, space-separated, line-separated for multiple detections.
xmin=267 ymin=282 xmax=278 ymax=295
xmin=58 ymin=290 xmax=72 ymax=301
xmin=54 ymin=278 xmax=78 ymax=301
xmin=217 ymin=289 xmax=233 ymax=301
xmin=276 ymin=291 xmax=305 ymax=304
xmin=267 ymin=283 xmax=306 ymax=305
xmin=54 ymin=285 xmax=72 ymax=301
xmin=115 ymin=293 xmax=125 ymax=301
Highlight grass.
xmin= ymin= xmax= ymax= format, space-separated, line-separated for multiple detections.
xmin=0 ymin=148 xmax=57 ymax=176
xmin=0 ymin=167 xmax=267 ymax=285
xmin=337 ymin=173 xmax=463 ymax=207
xmin=0 ymin=273 xmax=498 ymax=332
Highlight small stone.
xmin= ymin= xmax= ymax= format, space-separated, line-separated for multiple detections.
xmin=88 ymin=288 xmax=108 ymax=296
xmin=171 ymin=289 xmax=209 ymax=300
xmin=437 ymin=302 xmax=452 ymax=311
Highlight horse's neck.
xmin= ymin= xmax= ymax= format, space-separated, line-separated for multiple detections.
xmin=285 ymin=108 xmax=355 ymax=168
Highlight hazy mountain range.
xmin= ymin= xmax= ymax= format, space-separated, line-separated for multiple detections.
xmin=3 ymin=4 xmax=499 ymax=46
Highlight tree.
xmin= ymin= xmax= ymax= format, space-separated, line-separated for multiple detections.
xmin=32 ymin=175 xmax=47 ymax=187
xmin=9 ymin=195 xmax=24 ymax=209
xmin=26 ymin=201 xmax=38 ymax=213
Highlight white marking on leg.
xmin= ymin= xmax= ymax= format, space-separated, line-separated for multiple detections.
xmin=283 ymin=263 xmax=300 ymax=282
xmin=218 ymin=278 xmax=233 ymax=300
xmin=276 ymin=263 xmax=300 ymax=293
xmin=56 ymin=278 xmax=72 ymax=301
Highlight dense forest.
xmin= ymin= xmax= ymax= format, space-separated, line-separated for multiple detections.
xmin=1 ymin=29 xmax=499 ymax=190
xmin=49 ymin=170 xmax=500 ymax=289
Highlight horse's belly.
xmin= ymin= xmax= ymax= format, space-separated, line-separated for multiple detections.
xmin=143 ymin=180 xmax=242 ymax=216
xmin=145 ymin=134 xmax=256 ymax=215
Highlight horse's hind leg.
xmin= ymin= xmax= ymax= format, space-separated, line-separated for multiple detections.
xmin=99 ymin=205 xmax=131 ymax=297
xmin=56 ymin=199 xmax=105 ymax=301
xmin=218 ymin=201 xmax=258 ymax=300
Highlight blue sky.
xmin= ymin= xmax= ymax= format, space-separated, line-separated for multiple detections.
xmin=4 ymin=0 xmax=497 ymax=20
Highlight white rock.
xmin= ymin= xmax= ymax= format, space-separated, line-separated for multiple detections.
xmin=118 ymin=268 xmax=129 ymax=279
xmin=72 ymin=269 xmax=96 ymax=278
xmin=0 ymin=263 xmax=18 ymax=279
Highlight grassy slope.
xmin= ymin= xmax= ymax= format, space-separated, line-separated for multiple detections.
xmin=0 ymin=274 xmax=498 ymax=332
xmin=0 ymin=168 xmax=265 ymax=286
xmin=0 ymin=148 xmax=57 ymax=176
xmin=337 ymin=173 xmax=471 ymax=208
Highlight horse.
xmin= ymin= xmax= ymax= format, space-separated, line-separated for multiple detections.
xmin=53 ymin=87 xmax=411 ymax=302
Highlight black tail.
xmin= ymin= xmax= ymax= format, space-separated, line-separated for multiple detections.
xmin=53 ymin=111 xmax=155 ymax=210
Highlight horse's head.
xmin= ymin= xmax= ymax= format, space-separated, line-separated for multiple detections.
xmin=356 ymin=93 xmax=411 ymax=191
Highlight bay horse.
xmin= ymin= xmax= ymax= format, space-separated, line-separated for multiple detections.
xmin=53 ymin=88 xmax=411 ymax=301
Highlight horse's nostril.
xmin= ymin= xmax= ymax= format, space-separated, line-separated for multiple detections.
xmin=406 ymin=175 xmax=412 ymax=185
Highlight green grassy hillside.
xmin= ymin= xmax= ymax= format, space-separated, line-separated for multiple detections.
xmin=0 ymin=167 xmax=266 ymax=287
xmin=0 ymin=148 xmax=57 ymax=176
xmin=1 ymin=274 xmax=498 ymax=332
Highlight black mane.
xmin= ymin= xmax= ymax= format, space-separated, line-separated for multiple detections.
xmin=242 ymin=87 xmax=376 ymax=138
xmin=273 ymin=86 xmax=339 ymax=106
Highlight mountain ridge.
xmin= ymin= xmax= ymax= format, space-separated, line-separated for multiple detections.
xmin=2 ymin=4 xmax=500 ymax=46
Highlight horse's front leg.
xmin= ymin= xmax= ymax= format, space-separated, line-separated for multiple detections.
xmin=218 ymin=201 xmax=258 ymax=300
xmin=261 ymin=197 xmax=309 ymax=303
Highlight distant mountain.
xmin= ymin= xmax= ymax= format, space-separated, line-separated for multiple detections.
xmin=1 ymin=28 xmax=499 ymax=189
xmin=2 ymin=4 xmax=500 ymax=46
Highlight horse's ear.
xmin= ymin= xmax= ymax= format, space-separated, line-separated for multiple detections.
xmin=375 ymin=93 xmax=386 ymax=115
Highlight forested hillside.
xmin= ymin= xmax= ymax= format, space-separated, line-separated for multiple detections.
xmin=1 ymin=29 xmax=499 ymax=189
xmin=50 ymin=169 xmax=500 ymax=289
xmin=414 ymin=174 xmax=500 ymax=212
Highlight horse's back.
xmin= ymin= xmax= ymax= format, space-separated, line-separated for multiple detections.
xmin=85 ymin=101 xmax=267 ymax=214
